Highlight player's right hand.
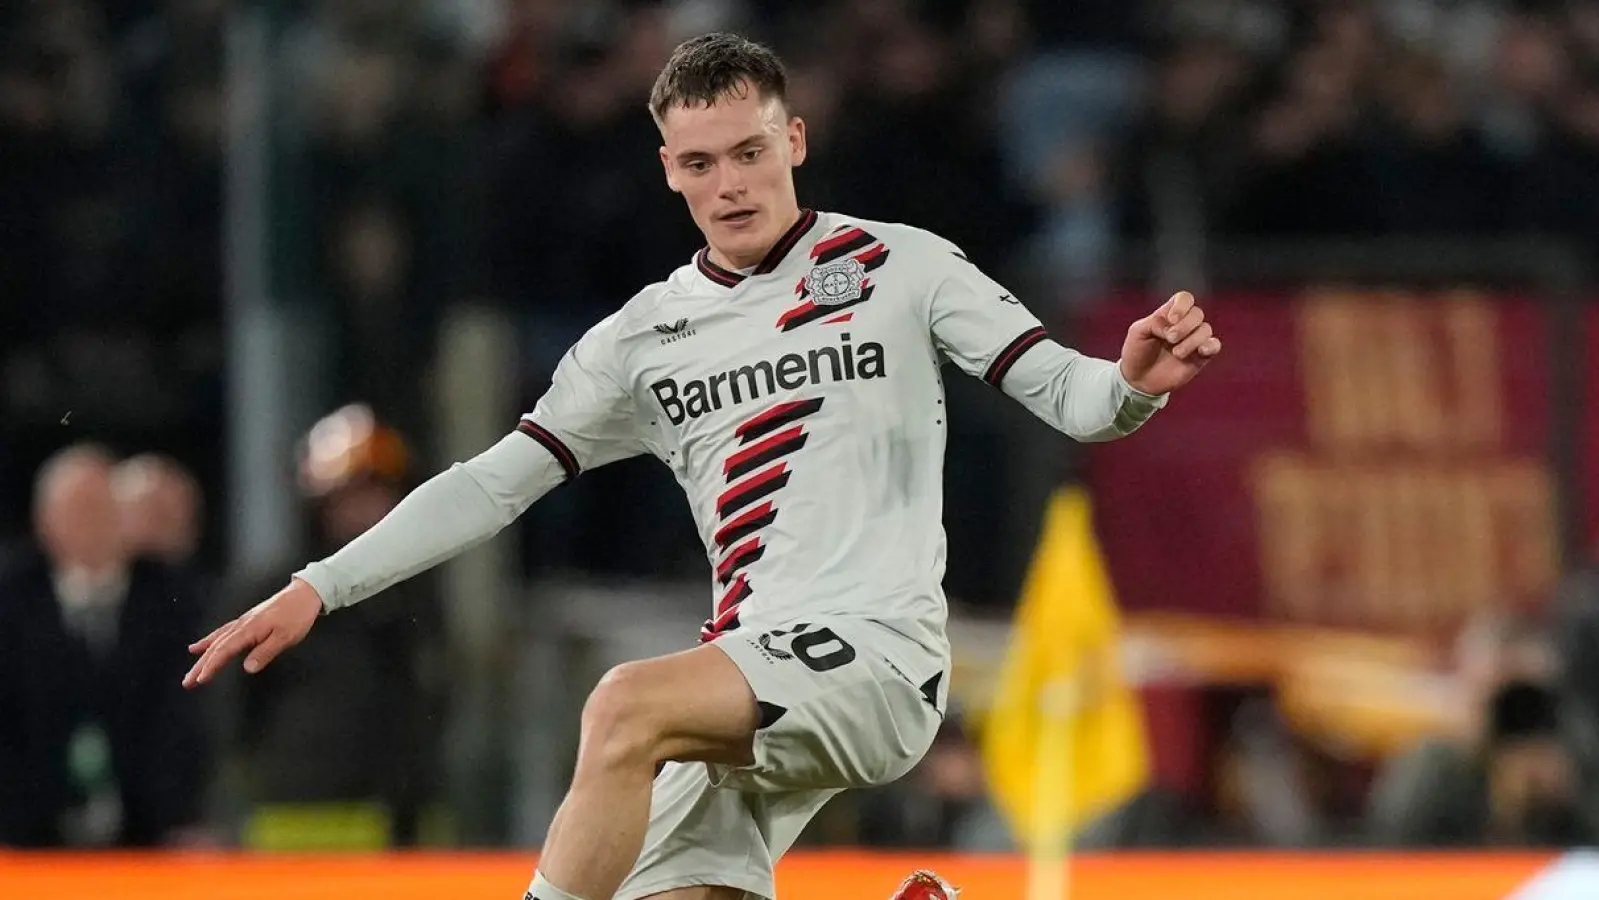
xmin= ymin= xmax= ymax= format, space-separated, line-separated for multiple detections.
xmin=182 ymin=577 xmax=323 ymax=688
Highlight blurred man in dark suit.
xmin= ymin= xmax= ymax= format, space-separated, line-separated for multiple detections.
xmin=111 ymin=452 xmax=204 ymax=571
xmin=0 ymin=443 xmax=209 ymax=847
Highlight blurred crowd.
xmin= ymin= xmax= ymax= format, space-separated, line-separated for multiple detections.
xmin=14 ymin=0 xmax=1599 ymax=579
xmin=6 ymin=0 xmax=1599 ymax=854
xmin=1 ymin=407 xmax=443 ymax=849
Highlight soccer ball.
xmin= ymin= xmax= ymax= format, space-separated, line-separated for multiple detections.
xmin=888 ymin=870 xmax=959 ymax=900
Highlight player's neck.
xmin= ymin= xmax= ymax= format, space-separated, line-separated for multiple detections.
xmin=708 ymin=206 xmax=804 ymax=272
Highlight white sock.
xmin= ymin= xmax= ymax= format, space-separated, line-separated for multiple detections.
xmin=526 ymin=871 xmax=589 ymax=900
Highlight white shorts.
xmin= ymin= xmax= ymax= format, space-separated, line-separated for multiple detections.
xmin=613 ymin=616 xmax=947 ymax=900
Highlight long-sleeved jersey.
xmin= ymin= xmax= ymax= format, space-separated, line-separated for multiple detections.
xmin=297 ymin=210 xmax=1166 ymax=660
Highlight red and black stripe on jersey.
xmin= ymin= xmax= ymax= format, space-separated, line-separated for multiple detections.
xmin=700 ymin=396 xmax=825 ymax=642
xmin=516 ymin=420 xmax=580 ymax=480
xmin=695 ymin=209 xmax=820 ymax=288
xmin=716 ymin=536 xmax=766 ymax=585
xmin=718 ymin=575 xmax=752 ymax=614
xmin=714 ymin=501 xmax=776 ymax=550
xmin=984 ymin=326 xmax=1049 ymax=387
xmin=700 ymin=603 xmax=742 ymax=641
xmin=735 ymin=398 xmax=825 ymax=442
xmin=775 ymin=225 xmax=892 ymax=333
xmin=701 ymin=572 xmax=751 ymax=640
xmin=811 ymin=225 xmax=876 ymax=265
xmin=778 ymin=286 xmax=878 ymax=333
xmin=716 ymin=463 xmax=790 ymax=519
xmin=723 ymin=424 xmax=809 ymax=481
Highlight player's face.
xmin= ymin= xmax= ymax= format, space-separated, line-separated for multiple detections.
xmin=659 ymin=83 xmax=807 ymax=269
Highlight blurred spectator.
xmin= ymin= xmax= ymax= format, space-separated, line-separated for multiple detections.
xmin=998 ymin=0 xmax=1150 ymax=299
xmin=323 ymin=195 xmax=435 ymax=436
xmin=1454 ymin=610 xmax=1559 ymax=721
xmin=1367 ymin=678 xmax=1588 ymax=847
xmin=1480 ymin=2 xmax=1571 ymax=158
xmin=220 ymin=405 xmax=444 ymax=849
xmin=1211 ymin=694 xmax=1370 ymax=847
xmin=283 ymin=2 xmax=478 ymax=440
xmin=1365 ymin=49 xmax=1504 ymax=235
xmin=111 ymin=452 xmax=204 ymax=571
xmin=999 ymin=0 xmax=1152 ymax=193
xmin=1113 ymin=35 xmax=1254 ymax=247
xmin=0 ymin=444 xmax=209 ymax=847
xmin=1551 ymin=562 xmax=1599 ymax=841
xmin=826 ymin=9 xmax=1024 ymax=272
xmin=1366 ymin=612 xmax=1585 ymax=847
xmin=487 ymin=0 xmax=573 ymax=111
xmin=1227 ymin=11 xmax=1377 ymax=236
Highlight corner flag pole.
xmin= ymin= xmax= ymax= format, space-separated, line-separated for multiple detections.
xmin=1027 ymin=676 xmax=1078 ymax=900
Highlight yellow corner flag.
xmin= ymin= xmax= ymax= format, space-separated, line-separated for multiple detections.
xmin=980 ymin=486 xmax=1151 ymax=896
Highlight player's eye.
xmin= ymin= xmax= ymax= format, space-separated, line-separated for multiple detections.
xmin=685 ymin=160 xmax=711 ymax=174
xmin=739 ymin=147 xmax=762 ymax=163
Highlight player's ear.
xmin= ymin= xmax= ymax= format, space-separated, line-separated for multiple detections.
xmin=787 ymin=115 xmax=807 ymax=167
xmin=659 ymin=146 xmax=682 ymax=193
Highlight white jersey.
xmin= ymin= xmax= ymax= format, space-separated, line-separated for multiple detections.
xmin=515 ymin=210 xmax=1165 ymax=652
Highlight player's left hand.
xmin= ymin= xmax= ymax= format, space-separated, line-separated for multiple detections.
xmin=1118 ymin=290 xmax=1221 ymax=395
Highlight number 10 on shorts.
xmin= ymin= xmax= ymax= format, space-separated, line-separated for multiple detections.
xmin=756 ymin=623 xmax=857 ymax=672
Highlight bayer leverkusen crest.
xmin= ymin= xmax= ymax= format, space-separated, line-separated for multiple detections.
xmin=804 ymin=257 xmax=866 ymax=306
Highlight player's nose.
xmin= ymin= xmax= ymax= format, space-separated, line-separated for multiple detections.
xmin=717 ymin=166 xmax=748 ymax=199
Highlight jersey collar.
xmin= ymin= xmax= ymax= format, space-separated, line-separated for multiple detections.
xmin=695 ymin=209 xmax=819 ymax=288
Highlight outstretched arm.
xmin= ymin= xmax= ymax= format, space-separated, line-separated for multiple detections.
xmin=925 ymin=240 xmax=1218 ymax=441
xmin=297 ymin=428 xmax=563 ymax=611
xmin=184 ymin=313 xmax=646 ymax=687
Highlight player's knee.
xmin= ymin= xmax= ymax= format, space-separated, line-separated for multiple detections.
xmin=579 ymin=661 xmax=662 ymax=771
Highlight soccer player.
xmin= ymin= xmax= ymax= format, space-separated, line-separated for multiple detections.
xmin=183 ymin=33 xmax=1220 ymax=900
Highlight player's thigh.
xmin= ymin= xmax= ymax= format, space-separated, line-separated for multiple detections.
xmin=587 ymin=643 xmax=761 ymax=766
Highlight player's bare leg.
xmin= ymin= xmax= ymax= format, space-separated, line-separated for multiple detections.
xmin=529 ymin=644 xmax=760 ymax=900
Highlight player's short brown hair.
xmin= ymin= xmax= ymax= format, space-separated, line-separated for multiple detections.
xmin=649 ymin=32 xmax=789 ymax=126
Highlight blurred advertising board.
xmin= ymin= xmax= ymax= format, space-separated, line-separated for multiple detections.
xmin=0 ymin=850 xmax=1584 ymax=900
xmin=1075 ymin=289 xmax=1590 ymax=636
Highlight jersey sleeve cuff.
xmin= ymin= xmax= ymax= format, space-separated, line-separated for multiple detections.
xmin=1112 ymin=362 xmax=1170 ymax=432
xmin=515 ymin=418 xmax=581 ymax=481
xmin=1113 ymin=362 xmax=1170 ymax=402
xmin=294 ymin=563 xmax=339 ymax=615
xmin=983 ymin=326 xmax=1050 ymax=387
